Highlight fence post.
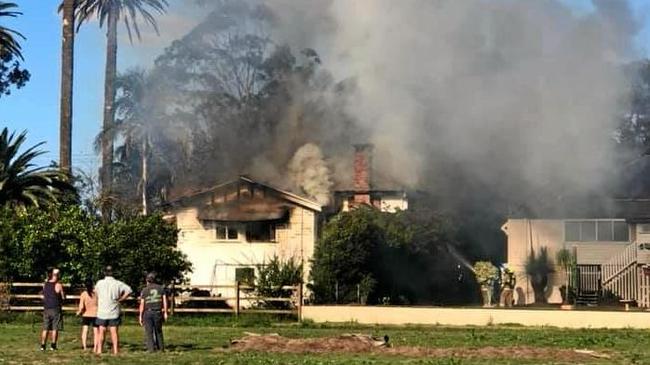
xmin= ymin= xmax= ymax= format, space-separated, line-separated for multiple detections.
xmin=170 ymin=283 xmax=175 ymax=316
xmin=235 ymin=281 xmax=240 ymax=317
xmin=298 ymin=282 xmax=303 ymax=322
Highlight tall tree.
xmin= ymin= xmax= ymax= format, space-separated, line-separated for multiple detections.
xmin=59 ymin=0 xmax=75 ymax=171
xmin=0 ymin=128 xmax=74 ymax=208
xmin=0 ymin=1 xmax=29 ymax=97
xmin=113 ymin=69 xmax=153 ymax=215
xmin=74 ymin=0 xmax=169 ymax=218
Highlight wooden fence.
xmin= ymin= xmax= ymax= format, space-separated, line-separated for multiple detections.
xmin=2 ymin=282 xmax=302 ymax=318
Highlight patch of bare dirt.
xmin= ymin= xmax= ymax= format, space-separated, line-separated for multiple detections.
xmin=227 ymin=333 xmax=612 ymax=361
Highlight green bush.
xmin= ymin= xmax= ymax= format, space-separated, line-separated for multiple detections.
xmin=0 ymin=205 xmax=192 ymax=290
xmin=256 ymin=255 xmax=302 ymax=309
xmin=525 ymin=247 xmax=553 ymax=304
xmin=310 ymin=206 xmax=463 ymax=305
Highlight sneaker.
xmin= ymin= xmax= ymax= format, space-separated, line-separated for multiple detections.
xmin=39 ymin=344 xmax=46 ymax=351
xmin=50 ymin=343 xmax=57 ymax=351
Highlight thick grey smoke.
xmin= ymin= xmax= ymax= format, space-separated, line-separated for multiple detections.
xmin=288 ymin=143 xmax=333 ymax=205
xmin=264 ymin=0 xmax=639 ymax=205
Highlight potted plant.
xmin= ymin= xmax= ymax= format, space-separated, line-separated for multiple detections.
xmin=556 ymin=248 xmax=576 ymax=309
xmin=473 ymin=261 xmax=498 ymax=307
xmin=525 ymin=247 xmax=554 ymax=304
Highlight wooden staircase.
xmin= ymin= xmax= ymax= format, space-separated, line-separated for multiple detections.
xmin=599 ymin=243 xmax=650 ymax=308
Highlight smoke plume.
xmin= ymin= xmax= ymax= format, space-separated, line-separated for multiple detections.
xmin=264 ymin=0 xmax=639 ymax=210
xmin=288 ymin=143 xmax=333 ymax=206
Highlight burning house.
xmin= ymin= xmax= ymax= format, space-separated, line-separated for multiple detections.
xmin=163 ymin=143 xmax=407 ymax=295
xmin=332 ymin=144 xmax=409 ymax=213
xmin=164 ymin=176 xmax=321 ymax=290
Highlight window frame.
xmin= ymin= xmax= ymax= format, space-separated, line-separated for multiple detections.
xmin=214 ymin=223 xmax=239 ymax=242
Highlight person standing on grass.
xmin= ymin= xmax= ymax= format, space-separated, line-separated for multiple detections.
xmin=94 ymin=266 xmax=132 ymax=355
xmin=40 ymin=268 xmax=65 ymax=351
xmin=76 ymin=278 xmax=98 ymax=351
xmin=138 ymin=272 xmax=168 ymax=352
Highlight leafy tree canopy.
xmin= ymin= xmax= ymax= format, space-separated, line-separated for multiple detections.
xmin=310 ymin=206 xmax=479 ymax=305
xmin=0 ymin=205 xmax=192 ymax=290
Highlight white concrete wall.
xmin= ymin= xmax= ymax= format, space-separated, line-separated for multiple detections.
xmin=303 ymin=305 xmax=650 ymax=329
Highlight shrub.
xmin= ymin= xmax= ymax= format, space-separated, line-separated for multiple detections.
xmin=525 ymin=247 xmax=553 ymax=304
xmin=473 ymin=261 xmax=498 ymax=306
xmin=0 ymin=205 xmax=192 ymax=290
xmin=310 ymin=206 xmax=464 ymax=305
xmin=255 ymin=255 xmax=302 ymax=309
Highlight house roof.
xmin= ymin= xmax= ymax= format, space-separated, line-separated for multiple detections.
xmin=165 ymin=176 xmax=322 ymax=213
xmin=508 ymin=195 xmax=650 ymax=222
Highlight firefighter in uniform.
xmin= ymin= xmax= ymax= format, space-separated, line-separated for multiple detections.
xmin=499 ymin=265 xmax=516 ymax=307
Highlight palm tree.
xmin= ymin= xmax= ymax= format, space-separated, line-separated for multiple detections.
xmin=98 ymin=69 xmax=171 ymax=215
xmin=74 ymin=0 xmax=169 ymax=216
xmin=113 ymin=69 xmax=150 ymax=214
xmin=0 ymin=1 xmax=24 ymax=60
xmin=59 ymin=0 xmax=75 ymax=172
xmin=0 ymin=128 xmax=74 ymax=208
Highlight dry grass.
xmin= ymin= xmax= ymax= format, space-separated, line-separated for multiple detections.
xmin=227 ymin=333 xmax=612 ymax=361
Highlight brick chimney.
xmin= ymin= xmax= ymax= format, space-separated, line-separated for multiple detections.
xmin=353 ymin=144 xmax=373 ymax=205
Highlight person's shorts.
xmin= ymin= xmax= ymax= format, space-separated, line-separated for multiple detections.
xmin=81 ymin=316 xmax=97 ymax=327
xmin=95 ymin=317 xmax=121 ymax=327
xmin=42 ymin=308 xmax=63 ymax=331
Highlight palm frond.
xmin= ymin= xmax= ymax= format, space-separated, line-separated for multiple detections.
xmin=0 ymin=127 xmax=75 ymax=208
xmin=0 ymin=2 xmax=24 ymax=60
xmin=74 ymin=0 xmax=168 ymax=43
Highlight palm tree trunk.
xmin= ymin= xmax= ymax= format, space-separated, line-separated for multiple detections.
xmin=59 ymin=0 xmax=74 ymax=172
xmin=101 ymin=5 xmax=118 ymax=219
xmin=141 ymin=135 xmax=149 ymax=215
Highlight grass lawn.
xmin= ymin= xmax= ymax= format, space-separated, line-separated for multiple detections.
xmin=0 ymin=314 xmax=650 ymax=364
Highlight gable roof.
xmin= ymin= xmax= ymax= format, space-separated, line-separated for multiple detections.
xmin=165 ymin=176 xmax=322 ymax=212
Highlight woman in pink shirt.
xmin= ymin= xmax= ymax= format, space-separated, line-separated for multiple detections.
xmin=76 ymin=279 xmax=98 ymax=351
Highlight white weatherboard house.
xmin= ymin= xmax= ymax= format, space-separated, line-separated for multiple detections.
xmin=165 ymin=176 xmax=321 ymax=294
xmin=502 ymin=199 xmax=650 ymax=307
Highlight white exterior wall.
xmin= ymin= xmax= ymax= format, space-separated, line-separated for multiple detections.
xmin=503 ymin=218 xmax=632 ymax=305
xmin=174 ymin=205 xmax=316 ymax=296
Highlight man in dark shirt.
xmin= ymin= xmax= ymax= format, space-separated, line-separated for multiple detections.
xmin=138 ymin=272 xmax=168 ymax=352
xmin=41 ymin=268 xmax=65 ymax=351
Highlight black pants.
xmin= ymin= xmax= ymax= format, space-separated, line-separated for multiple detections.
xmin=143 ymin=311 xmax=164 ymax=352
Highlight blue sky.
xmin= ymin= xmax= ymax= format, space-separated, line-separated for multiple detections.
xmin=0 ymin=0 xmax=649 ymax=175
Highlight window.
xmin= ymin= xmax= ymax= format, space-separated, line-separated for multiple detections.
xmin=215 ymin=224 xmax=238 ymax=241
xmin=581 ymin=221 xmax=596 ymax=241
xmin=245 ymin=222 xmax=276 ymax=242
xmin=614 ymin=221 xmax=629 ymax=241
xmin=565 ymin=222 xmax=580 ymax=241
xmin=235 ymin=267 xmax=255 ymax=286
xmin=564 ymin=220 xmax=629 ymax=242
xmin=597 ymin=221 xmax=613 ymax=241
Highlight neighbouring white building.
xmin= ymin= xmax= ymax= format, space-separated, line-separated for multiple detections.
xmin=502 ymin=198 xmax=650 ymax=307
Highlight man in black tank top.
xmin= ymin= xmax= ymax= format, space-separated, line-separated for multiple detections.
xmin=40 ymin=268 xmax=65 ymax=351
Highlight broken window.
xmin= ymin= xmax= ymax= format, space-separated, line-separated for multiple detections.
xmin=245 ymin=221 xmax=276 ymax=242
xmin=215 ymin=224 xmax=238 ymax=241
xmin=235 ymin=267 xmax=255 ymax=286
